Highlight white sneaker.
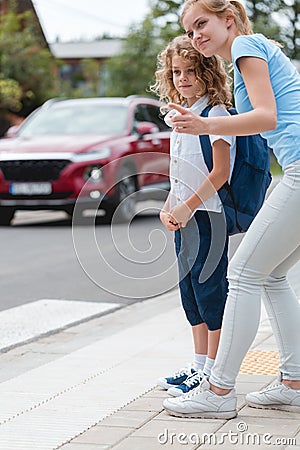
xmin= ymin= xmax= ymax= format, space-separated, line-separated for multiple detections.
xmin=246 ymin=375 xmax=300 ymax=412
xmin=163 ymin=377 xmax=237 ymax=419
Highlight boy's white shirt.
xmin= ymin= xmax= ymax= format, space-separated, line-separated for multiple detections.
xmin=169 ymin=95 xmax=236 ymax=214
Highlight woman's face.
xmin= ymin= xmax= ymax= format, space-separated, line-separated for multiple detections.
xmin=182 ymin=4 xmax=233 ymax=60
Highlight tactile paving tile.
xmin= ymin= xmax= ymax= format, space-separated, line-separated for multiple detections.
xmin=240 ymin=350 xmax=280 ymax=375
xmin=0 ymin=300 xmax=187 ymax=449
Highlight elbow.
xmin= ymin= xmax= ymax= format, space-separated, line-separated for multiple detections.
xmin=267 ymin=112 xmax=277 ymax=131
xmin=270 ymin=115 xmax=277 ymax=131
xmin=261 ymin=108 xmax=277 ymax=131
xmin=256 ymin=107 xmax=277 ymax=132
xmin=222 ymin=172 xmax=230 ymax=186
xmin=221 ymin=165 xmax=231 ymax=183
xmin=214 ymin=168 xmax=230 ymax=186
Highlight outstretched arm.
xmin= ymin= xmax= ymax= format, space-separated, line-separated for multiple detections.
xmin=169 ymin=57 xmax=277 ymax=137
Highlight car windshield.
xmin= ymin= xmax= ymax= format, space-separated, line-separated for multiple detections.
xmin=18 ymin=103 xmax=129 ymax=137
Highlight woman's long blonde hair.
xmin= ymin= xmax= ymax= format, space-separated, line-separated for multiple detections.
xmin=150 ymin=35 xmax=232 ymax=108
xmin=181 ymin=0 xmax=253 ymax=35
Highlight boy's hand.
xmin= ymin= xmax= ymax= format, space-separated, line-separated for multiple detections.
xmin=160 ymin=210 xmax=180 ymax=231
xmin=169 ymin=202 xmax=192 ymax=228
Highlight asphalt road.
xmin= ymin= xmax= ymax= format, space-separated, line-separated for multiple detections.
xmin=0 ymin=197 xmax=299 ymax=313
xmin=0 ymin=204 xmax=180 ymax=312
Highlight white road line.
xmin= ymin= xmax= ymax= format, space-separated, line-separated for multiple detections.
xmin=0 ymin=299 xmax=121 ymax=351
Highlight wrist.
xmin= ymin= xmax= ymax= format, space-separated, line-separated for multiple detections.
xmin=185 ymin=195 xmax=201 ymax=212
xmin=160 ymin=210 xmax=169 ymax=221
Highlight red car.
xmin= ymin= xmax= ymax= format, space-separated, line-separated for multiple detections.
xmin=0 ymin=97 xmax=171 ymax=225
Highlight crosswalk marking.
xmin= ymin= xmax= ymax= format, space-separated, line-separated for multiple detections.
xmin=0 ymin=299 xmax=121 ymax=351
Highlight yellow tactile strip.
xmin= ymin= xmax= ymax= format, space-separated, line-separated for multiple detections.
xmin=240 ymin=350 xmax=280 ymax=375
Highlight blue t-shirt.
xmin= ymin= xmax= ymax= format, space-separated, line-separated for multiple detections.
xmin=231 ymin=34 xmax=300 ymax=169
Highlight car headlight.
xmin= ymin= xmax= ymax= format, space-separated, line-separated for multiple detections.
xmin=83 ymin=165 xmax=103 ymax=183
xmin=72 ymin=147 xmax=111 ymax=162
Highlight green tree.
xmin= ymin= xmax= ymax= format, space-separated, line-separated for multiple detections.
xmin=0 ymin=8 xmax=56 ymax=115
xmin=104 ymin=1 xmax=183 ymax=97
xmin=277 ymin=0 xmax=300 ymax=59
xmin=0 ymin=77 xmax=22 ymax=111
xmin=245 ymin=0 xmax=282 ymax=37
xmin=245 ymin=0 xmax=299 ymax=58
xmin=150 ymin=0 xmax=183 ymax=41
xmin=104 ymin=18 xmax=161 ymax=96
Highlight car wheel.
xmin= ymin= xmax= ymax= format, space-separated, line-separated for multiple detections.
xmin=0 ymin=207 xmax=15 ymax=226
xmin=108 ymin=167 xmax=137 ymax=223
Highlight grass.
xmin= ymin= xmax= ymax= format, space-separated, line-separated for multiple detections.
xmin=270 ymin=154 xmax=283 ymax=177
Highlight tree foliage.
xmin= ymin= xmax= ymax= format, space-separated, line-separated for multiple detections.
xmin=277 ymin=0 xmax=300 ymax=59
xmin=0 ymin=8 xmax=56 ymax=115
xmin=104 ymin=2 xmax=183 ymax=97
xmin=245 ymin=0 xmax=299 ymax=58
xmin=105 ymin=19 xmax=162 ymax=97
xmin=0 ymin=77 xmax=22 ymax=111
xmin=245 ymin=0 xmax=282 ymax=39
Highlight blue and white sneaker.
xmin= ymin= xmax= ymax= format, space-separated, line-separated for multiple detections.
xmin=157 ymin=365 xmax=196 ymax=390
xmin=167 ymin=370 xmax=204 ymax=397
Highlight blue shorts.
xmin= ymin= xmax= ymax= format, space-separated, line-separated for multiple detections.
xmin=175 ymin=210 xmax=229 ymax=330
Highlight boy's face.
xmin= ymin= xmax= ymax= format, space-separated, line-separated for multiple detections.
xmin=172 ymin=55 xmax=199 ymax=107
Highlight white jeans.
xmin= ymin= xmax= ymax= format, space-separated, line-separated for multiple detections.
xmin=210 ymin=159 xmax=300 ymax=389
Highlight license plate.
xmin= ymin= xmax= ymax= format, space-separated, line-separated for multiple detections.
xmin=9 ymin=183 xmax=52 ymax=195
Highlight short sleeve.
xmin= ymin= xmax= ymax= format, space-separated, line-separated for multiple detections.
xmin=231 ymin=35 xmax=268 ymax=73
xmin=208 ymin=105 xmax=234 ymax=147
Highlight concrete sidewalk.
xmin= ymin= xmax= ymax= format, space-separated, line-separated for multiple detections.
xmin=0 ymin=289 xmax=299 ymax=450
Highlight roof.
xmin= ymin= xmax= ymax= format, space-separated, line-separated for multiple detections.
xmin=49 ymin=39 xmax=123 ymax=59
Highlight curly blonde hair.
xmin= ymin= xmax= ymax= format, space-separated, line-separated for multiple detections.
xmin=150 ymin=35 xmax=232 ymax=108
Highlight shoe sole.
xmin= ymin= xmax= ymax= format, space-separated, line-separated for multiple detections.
xmin=164 ymin=407 xmax=237 ymax=419
xmin=247 ymin=400 xmax=300 ymax=413
xmin=167 ymin=386 xmax=202 ymax=397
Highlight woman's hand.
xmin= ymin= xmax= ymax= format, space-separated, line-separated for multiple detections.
xmin=169 ymin=202 xmax=193 ymax=228
xmin=160 ymin=210 xmax=180 ymax=231
xmin=168 ymin=103 xmax=208 ymax=135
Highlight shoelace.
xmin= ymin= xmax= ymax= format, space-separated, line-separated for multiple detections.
xmin=261 ymin=380 xmax=283 ymax=392
xmin=183 ymin=383 xmax=204 ymax=399
xmin=182 ymin=377 xmax=208 ymax=399
xmin=183 ymin=370 xmax=203 ymax=388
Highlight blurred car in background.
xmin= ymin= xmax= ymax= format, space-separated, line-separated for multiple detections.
xmin=0 ymin=96 xmax=170 ymax=225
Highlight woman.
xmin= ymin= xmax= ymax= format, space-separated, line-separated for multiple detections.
xmin=163 ymin=0 xmax=300 ymax=419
